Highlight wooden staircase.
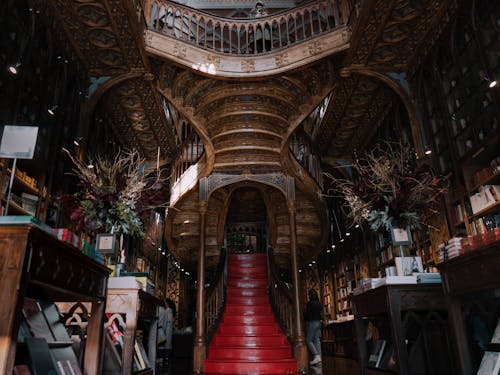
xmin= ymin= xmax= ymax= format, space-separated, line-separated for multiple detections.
xmin=204 ymin=253 xmax=297 ymax=374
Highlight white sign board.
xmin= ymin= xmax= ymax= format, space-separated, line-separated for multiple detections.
xmin=0 ymin=125 xmax=39 ymax=159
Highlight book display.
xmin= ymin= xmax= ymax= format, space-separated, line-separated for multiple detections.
xmin=352 ymin=285 xmax=456 ymax=375
xmin=0 ymin=224 xmax=110 ymax=375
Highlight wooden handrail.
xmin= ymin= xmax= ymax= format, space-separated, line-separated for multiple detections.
xmin=143 ymin=0 xmax=356 ymax=56
xmin=289 ymin=131 xmax=323 ymax=188
xmin=267 ymin=247 xmax=294 ymax=342
xmin=205 ymin=247 xmax=227 ymax=344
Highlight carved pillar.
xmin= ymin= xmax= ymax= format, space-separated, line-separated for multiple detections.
xmin=288 ymin=199 xmax=308 ymax=373
xmin=193 ymin=200 xmax=208 ymax=374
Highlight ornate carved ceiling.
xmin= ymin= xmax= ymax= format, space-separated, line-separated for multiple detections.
xmin=313 ymin=0 xmax=456 ymax=160
xmin=47 ymin=0 xmax=177 ymax=160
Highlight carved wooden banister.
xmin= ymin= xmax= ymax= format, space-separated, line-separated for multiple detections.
xmin=267 ymin=247 xmax=294 ymax=342
xmin=144 ymin=0 xmax=354 ymax=56
xmin=205 ymin=248 xmax=228 ymax=344
xmin=289 ymin=131 xmax=323 ymax=189
xmin=170 ymin=131 xmax=204 ymax=186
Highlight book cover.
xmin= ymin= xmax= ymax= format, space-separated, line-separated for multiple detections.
xmin=368 ymin=339 xmax=386 ymax=367
xmin=23 ymin=298 xmax=55 ymax=342
xmin=38 ymin=301 xmax=71 ymax=342
xmin=25 ymin=337 xmax=58 ymax=375
xmin=477 ymin=351 xmax=500 ymax=375
xmin=394 ymin=256 xmax=423 ymax=276
xmin=491 ymin=318 xmax=500 ymax=344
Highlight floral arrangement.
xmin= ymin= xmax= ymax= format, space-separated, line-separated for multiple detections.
xmin=58 ymin=149 xmax=165 ymax=238
xmin=325 ymin=142 xmax=447 ymax=231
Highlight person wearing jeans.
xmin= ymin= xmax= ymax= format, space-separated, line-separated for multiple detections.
xmin=305 ymin=289 xmax=323 ymax=365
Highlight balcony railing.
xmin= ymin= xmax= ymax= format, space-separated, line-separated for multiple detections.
xmin=143 ymin=0 xmax=356 ymax=56
xmin=171 ymin=131 xmax=204 ymax=186
xmin=290 ymin=131 xmax=323 ymax=188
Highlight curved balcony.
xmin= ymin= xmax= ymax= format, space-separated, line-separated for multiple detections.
xmin=143 ymin=0 xmax=356 ymax=77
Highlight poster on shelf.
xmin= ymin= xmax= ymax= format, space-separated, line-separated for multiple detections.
xmin=0 ymin=125 xmax=39 ymax=159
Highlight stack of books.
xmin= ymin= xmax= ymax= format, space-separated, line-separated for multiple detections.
xmin=438 ymin=238 xmax=464 ymax=262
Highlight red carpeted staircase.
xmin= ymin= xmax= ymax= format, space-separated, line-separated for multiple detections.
xmin=204 ymin=253 xmax=298 ymax=374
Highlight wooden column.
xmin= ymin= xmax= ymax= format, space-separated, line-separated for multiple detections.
xmin=288 ymin=199 xmax=308 ymax=373
xmin=84 ymin=299 xmax=106 ymax=375
xmin=193 ymin=200 xmax=208 ymax=374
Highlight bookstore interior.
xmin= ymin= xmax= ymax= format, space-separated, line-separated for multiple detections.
xmin=0 ymin=0 xmax=499 ymax=374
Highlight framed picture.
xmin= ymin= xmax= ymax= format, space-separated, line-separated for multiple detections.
xmin=390 ymin=225 xmax=412 ymax=246
xmin=96 ymin=233 xmax=117 ymax=254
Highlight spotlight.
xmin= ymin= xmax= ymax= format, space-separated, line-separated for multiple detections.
xmin=424 ymin=149 xmax=432 ymax=155
xmin=331 ymin=244 xmax=336 ymax=249
xmin=48 ymin=105 xmax=58 ymax=115
xmin=308 ymin=263 xmax=312 ymax=267
xmin=73 ymin=140 xmax=80 ymax=147
xmin=355 ymin=224 xmax=360 ymax=228
xmin=479 ymin=71 xmax=497 ymax=89
xmin=326 ymin=249 xmax=331 ymax=253
xmin=299 ymin=269 xmax=302 ymax=273
xmin=340 ymin=238 xmax=345 ymax=243
xmin=8 ymin=62 xmax=21 ymax=75
xmin=162 ymin=251 xmax=166 ymax=255
xmin=87 ymin=160 xmax=94 ymax=169
xmin=345 ymin=232 xmax=351 ymax=237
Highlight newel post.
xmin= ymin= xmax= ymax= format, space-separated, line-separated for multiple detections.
xmin=193 ymin=200 xmax=208 ymax=374
xmin=287 ymin=199 xmax=308 ymax=372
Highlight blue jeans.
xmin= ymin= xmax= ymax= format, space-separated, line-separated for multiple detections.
xmin=306 ymin=320 xmax=322 ymax=357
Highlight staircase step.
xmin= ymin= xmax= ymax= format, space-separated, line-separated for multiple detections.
xmin=227 ymin=288 xmax=267 ymax=297
xmin=228 ymin=279 xmax=268 ymax=288
xmin=208 ymin=346 xmax=292 ymax=360
xmin=204 ymin=359 xmax=297 ymax=374
xmin=226 ymin=295 xmax=269 ymax=304
xmin=222 ymin=314 xmax=275 ymax=324
xmin=225 ymin=305 xmax=272 ymax=315
xmin=228 ymin=267 xmax=268 ymax=275
xmin=229 ymin=253 xmax=267 ymax=260
xmin=218 ymin=324 xmax=281 ymax=335
xmin=213 ymin=334 xmax=288 ymax=347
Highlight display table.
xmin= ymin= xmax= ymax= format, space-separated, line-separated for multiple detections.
xmin=438 ymin=244 xmax=500 ymax=374
xmin=0 ymin=223 xmax=110 ymax=375
xmin=352 ymin=284 xmax=455 ymax=374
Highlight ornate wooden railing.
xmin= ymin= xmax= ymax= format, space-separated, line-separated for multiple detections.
xmin=205 ymin=248 xmax=228 ymax=343
xmin=143 ymin=0 xmax=356 ymax=56
xmin=267 ymin=247 xmax=294 ymax=342
xmin=290 ymin=131 xmax=323 ymax=188
xmin=170 ymin=131 xmax=204 ymax=186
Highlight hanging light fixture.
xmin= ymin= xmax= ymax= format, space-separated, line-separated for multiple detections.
xmin=7 ymin=62 xmax=21 ymax=75
xmin=47 ymin=105 xmax=58 ymax=116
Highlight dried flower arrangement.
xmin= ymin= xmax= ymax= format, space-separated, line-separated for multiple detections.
xmin=58 ymin=149 xmax=165 ymax=238
xmin=325 ymin=142 xmax=447 ymax=231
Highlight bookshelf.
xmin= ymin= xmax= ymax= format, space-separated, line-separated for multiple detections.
xmin=0 ymin=160 xmax=50 ymax=220
xmin=0 ymin=223 xmax=111 ymax=375
xmin=105 ymin=277 xmax=162 ymax=374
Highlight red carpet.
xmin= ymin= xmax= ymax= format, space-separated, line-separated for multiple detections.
xmin=205 ymin=253 xmax=298 ymax=374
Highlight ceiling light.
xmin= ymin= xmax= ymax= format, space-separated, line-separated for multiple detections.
xmin=424 ymin=149 xmax=432 ymax=155
xmin=345 ymin=232 xmax=351 ymax=237
xmin=73 ymin=140 xmax=80 ymax=147
xmin=340 ymin=238 xmax=345 ymax=243
xmin=331 ymin=244 xmax=336 ymax=249
xmin=355 ymin=224 xmax=360 ymax=228
xmin=162 ymin=251 xmax=166 ymax=255
xmin=326 ymin=249 xmax=331 ymax=253
xmin=489 ymin=80 xmax=497 ymax=88
xmin=87 ymin=162 xmax=94 ymax=169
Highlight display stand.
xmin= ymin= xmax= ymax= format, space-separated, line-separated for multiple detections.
xmin=438 ymin=244 xmax=500 ymax=374
xmin=0 ymin=223 xmax=111 ymax=374
xmin=352 ymin=284 xmax=456 ymax=374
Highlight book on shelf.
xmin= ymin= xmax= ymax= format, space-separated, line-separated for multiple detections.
xmin=25 ymin=337 xmax=58 ymax=375
xmin=22 ymin=298 xmax=56 ymax=342
xmin=368 ymin=339 xmax=387 ymax=368
xmin=394 ymin=256 xmax=423 ymax=276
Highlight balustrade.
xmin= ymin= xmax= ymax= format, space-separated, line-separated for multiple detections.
xmin=205 ymin=248 xmax=227 ymax=343
xmin=290 ymin=131 xmax=323 ymax=187
xmin=143 ymin=0 xmax=357 ymax=56
xmin=267 ymin=247 xmax=294 ymax=342
xmin=170 ymin=132 xmax=204 ymax=186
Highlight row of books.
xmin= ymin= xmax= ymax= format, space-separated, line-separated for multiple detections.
xmin=469 ymin=185 xmax=500 ymax=214
xmin=470 ymin=159 xmax=500 ymax=189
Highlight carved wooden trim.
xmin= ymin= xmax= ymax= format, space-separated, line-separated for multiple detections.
xmin=145 ymin=28 xmax=350 ymax=78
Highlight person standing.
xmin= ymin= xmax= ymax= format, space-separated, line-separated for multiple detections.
xmin=305 ymin=289 xmax=323 ymax=366
xmin=158 ymin=298 xmax=176 ymax=368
